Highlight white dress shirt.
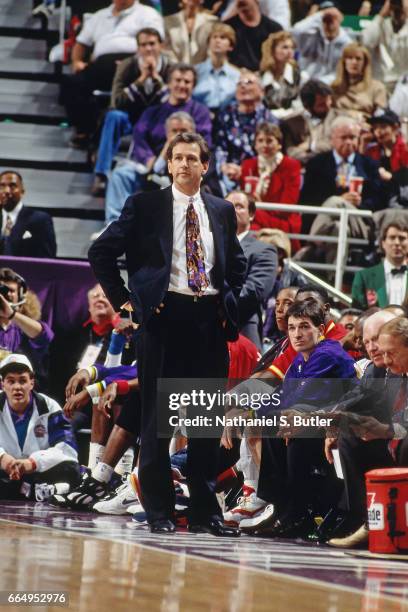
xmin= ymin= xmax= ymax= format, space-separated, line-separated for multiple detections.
xmin=237 ymin=230 xmax=250 ymax=242
xmin=77 ymin=3 xmax=164 ymax=60
xmin=1 ymin=201 xmax=23 ymax=235
xmin=168 ymin=185 xmax=217 ymax=296
xmin=384 ymin=257 xmax=407 ymax=305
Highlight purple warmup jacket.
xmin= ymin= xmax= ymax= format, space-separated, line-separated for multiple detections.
xmin=131 ymin=98 xmax=212 ymax=165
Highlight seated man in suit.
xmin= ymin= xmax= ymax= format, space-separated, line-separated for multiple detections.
xmin=300 ymin=116 xmax=383 ymax=261
xmin=324 ymin=308 xmax=399 ymax=549
xmin=352 ymin=220 xmax=408 ymax=309
xmin=0 ymin=171 xmax=56 ymax=259
xmin=226 ymin=190 xmax=278 ymax=350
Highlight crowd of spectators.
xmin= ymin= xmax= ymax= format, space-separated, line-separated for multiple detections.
xmin=31 ymin=0 xmax=408 ymax=257
xmin=2 ymin=0 xmax=408 ymax=551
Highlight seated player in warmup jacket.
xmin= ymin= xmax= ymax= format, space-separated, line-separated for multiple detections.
xmin=0 ymin=354 xmax=79 ymax=501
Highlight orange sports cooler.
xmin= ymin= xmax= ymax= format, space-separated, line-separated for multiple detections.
xmin=365 ymin=468 xmax=408 ymax=554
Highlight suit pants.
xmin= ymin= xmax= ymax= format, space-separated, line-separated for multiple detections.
xmin=257 ymin=436 xmax=340 ymax=519
xmin=337 ymin=433 xmax=394 ymax=523
xmin=136 ymin=292 xmax=229 ymax=524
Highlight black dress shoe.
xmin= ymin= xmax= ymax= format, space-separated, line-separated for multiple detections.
xmin=308 ymin=510 xmax=358 ymax=543
xmin=189 ymin=518 xmax=240 ymax=537
xmin=149 ymin=519 xmax=176 ymax=534
xmin=255 ymin=514 xmax=314 ymax=539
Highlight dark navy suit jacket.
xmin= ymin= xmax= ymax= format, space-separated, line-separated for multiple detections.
xmin=1 ymin=207 xmax=57 ymax=258
xmin=88 ymin=186 xmax=247 ymax=341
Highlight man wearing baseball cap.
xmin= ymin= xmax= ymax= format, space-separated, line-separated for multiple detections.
xmin=0 ymin=354 xmax=80 ymax=500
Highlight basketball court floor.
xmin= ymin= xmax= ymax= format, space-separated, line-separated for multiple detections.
xmin=0 ymin=502 xmax=407 ymax=611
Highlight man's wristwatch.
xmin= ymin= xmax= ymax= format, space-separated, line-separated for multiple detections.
xmin=7 ymin=308 xmax=16 ymax=320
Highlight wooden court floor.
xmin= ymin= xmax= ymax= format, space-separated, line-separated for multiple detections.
xmin=0 ymin=515 xmax=407 ymax=612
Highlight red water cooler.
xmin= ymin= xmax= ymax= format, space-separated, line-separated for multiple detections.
xmin=365 ymin=468 xmax=408 ymax=554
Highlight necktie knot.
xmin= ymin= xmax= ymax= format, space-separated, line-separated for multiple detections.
xmin=391 ymin=265 xmax=407 ymax=276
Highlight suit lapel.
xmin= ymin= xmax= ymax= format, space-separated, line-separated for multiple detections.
xmin=201 ymin=190 xmax=225 ymax=280
xmin=158 ymin=186 xmax=174 ymax=266
xmin=9 ymin=206 xmax=27 ymax=238
xmin=374 ymin=262 xmax=387 ymax=306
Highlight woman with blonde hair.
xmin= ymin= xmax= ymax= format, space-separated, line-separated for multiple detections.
xmin=260 ymin=31 xmax=306 ymax=117
xmin=331 ymin=43 xmax=387 ymax=120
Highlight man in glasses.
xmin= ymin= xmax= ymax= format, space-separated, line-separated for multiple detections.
xmin=214 ymin=70 xmax=277 ymax=194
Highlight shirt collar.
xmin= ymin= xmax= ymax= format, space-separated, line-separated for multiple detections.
xmin=209 ymin=59 xmax=227 ymax=75
xmin=8 ymin=395 xmax=33 ymax=423
xmin=333 ymin=150 xmax=355 ymax=166
xmin=283 ymin=62 xmax=294 ymax=84
xmin=384 ymin=258 xmax=407 ymax=275
xmin=238 ymin=230 xmax=250 ymax=242
xmin=172 ymin=184 xmax=201 ymax=206
xmin=109 ymin=3 xmax=136 ymax=18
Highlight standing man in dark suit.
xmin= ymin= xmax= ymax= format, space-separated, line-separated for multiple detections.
xmin=0 ymin=171 xmax=56 ymax=259
xmin=226 ymin=190 xmax=277 ymax=350
xmin=88 ymin=132 xmax=246 ymax=535
xmin=352 ymin=220 xmax=408 ymax=309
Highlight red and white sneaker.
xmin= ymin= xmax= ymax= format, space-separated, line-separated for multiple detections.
xmin=239 ymin=503 xmax=275 ymax=532
xmin=223 ymin=492 xmax=267 ymax=527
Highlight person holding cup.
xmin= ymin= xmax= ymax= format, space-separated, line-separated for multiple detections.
xmin=240 ymin=122 xmax=302 ymax=252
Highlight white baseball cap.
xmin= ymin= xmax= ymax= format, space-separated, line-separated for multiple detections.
xmin=0 ymin=354 xmax=34 ymax=376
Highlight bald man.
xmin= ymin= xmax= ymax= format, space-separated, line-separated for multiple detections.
xmin=327 ymin=309 xmax=403 ymax=548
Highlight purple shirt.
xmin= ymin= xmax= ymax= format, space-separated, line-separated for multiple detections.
xmin=0 ymin=321 xmax=54 ymax=354
xmin=131 ymin=98 xmax=212 ymax=165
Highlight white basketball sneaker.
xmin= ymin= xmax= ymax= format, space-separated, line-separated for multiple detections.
xmin=239 ymin=503 xmax=275 ymax=532
xmin=35 ymin=482 xmax=70 ymax=502
xmin=223 ymin=492 xmax=267 ymax=527
xmin=93 ymin=479 xmax=138 ymax=515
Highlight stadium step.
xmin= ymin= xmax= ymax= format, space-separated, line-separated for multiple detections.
xmin=0 ymin=166 xmax=94 ymax=193
xmin=0 ymin=79 xmax=65 ymax=123
xmin=0 ymin=0 xmax=105 ymax=256
xmin=0 ymin=119 xmax=89 ymax=172
xmin=54 ymin=218 xmax=105 ymax=259
xmin=27 ymin=192 xmax=104 ymax=220
xmin=0 ymin=35 xmax=47 ymax=60
xmin=0 ymin=26 xmax=61 ymax=81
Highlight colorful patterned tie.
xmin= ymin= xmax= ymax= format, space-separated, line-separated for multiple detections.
xmin=3 ymin=214 xmax=12 ymax=237
xmin=186 ymin=196 xmax=209 ymax=294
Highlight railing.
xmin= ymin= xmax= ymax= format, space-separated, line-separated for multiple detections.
xmin=59 ymin=0 xmax=66 ymax=45
xmin=287 ymin=260 xmax=352 ymax=306
xmin=255 ymin=202 xmax=373 ymax=291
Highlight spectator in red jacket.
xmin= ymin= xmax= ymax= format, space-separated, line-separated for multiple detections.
xmin=240 ymin=122 xmax=302 ymax=251
xmin=363 ymin=108 xmax=408 ymax=173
